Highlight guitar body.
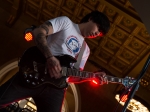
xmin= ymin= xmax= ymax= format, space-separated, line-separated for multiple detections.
xmin=19 ymin=46 xmax=77 ymax=89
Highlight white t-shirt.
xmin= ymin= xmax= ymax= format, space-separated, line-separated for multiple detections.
xmin=47 ymin=16 xmax=90 ymax=69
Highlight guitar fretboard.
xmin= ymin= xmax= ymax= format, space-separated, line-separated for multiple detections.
xmin=65 ymin=67 xmax=123 ymax=84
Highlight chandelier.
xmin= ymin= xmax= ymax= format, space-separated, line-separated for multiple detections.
xmin=115 ymin=94 xmax=149 ymax=112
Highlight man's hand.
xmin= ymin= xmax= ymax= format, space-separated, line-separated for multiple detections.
xmin=94 ymin=72 xmax=108 ymax=85
xmin=46 ymin=56 xmax=62 ymax=79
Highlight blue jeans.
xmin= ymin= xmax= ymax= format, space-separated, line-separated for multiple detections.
xmin=0 ymin=72 xmax=66 ymax=112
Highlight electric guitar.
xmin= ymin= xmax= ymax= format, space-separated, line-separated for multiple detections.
xmin=19 ymin=46 xmax=136 ymax=89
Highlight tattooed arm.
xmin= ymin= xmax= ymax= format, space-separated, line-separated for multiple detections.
xmin=32 ymin=21 xmax=62 ymax=79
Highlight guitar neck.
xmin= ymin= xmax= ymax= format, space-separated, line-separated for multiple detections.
xmin=105 ymin=75 xmax=123 ymax=84
xmin=65 ymin=67 xmax=123 ymax=84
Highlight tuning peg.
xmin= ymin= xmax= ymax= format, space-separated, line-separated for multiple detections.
xmin=132 ymin=77 xmax=135 ymax=79
xmin=125 ymin=76 xmax=128 ymax=78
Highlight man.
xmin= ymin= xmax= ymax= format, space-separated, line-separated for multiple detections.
xmin=0 ymin=10 xmax=110 ymax=112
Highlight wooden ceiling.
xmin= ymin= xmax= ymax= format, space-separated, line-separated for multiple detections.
xmin=9 ymin=0 xmax=150 ymax=87
xmin=4 ymin=0 xmax=150 ymax=90
xmin=1 ymin=0 xmax=150 ymax=111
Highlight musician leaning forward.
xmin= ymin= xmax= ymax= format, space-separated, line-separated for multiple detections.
xmin=0 ymin=10 xmax=110 ymax=112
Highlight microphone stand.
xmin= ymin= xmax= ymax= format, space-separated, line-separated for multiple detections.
xmin=122 ymin=55 xmax=150 ymax=112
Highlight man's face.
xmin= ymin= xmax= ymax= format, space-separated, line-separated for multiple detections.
xmin=82 ymin=20 xmax=103 ymax=39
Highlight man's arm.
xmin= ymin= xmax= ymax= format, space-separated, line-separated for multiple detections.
xmin=32 ymin=21 xmax=53 ymax=58
xmin=32 ymin=21 xmax=61 ymax=79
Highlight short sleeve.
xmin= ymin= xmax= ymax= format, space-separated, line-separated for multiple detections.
xmin=48 ymin=16 xmax=71 ymax=33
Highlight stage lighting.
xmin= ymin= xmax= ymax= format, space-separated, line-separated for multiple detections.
xmin=24 ymin=25 xmax=36 ymax=41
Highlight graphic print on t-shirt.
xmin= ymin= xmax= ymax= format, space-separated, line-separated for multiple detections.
xmin=66 ymin=35 xmax=80 ymax=56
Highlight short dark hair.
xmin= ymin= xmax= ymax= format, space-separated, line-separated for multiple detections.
xmin=80 ymin=10 xmax=110 ymax=35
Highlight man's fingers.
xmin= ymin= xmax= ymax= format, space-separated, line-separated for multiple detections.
xmin=49 ymin=69 xmax=54 ymax=78
xmin=105 ymin=77 xmax=108 ymax=84
xmin=97 ymin=73 xmax=108 ymax=85
xmin=100 ymin=77 xmax=104 ymax=85
xmin=46 ymin=56 xmax=62 ymax=79
xmin=55 ymin=66 xmax=62 ymax=78
xmin=50 ymin=66 xmax=61 ymax=79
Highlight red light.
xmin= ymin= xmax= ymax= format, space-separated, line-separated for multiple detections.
xmin=92 ymin=80 xmax=98 ymax=85
xmin=120 ymin=94 xmax=128 ymax=102
xmin=25 ymin=32 xmax=33 ymax=41
xmin=99 ymin=32 xmax=103 ymax=37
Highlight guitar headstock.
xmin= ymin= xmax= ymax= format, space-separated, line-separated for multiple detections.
xmin=122 ymin=76 xmax=136 ymax=88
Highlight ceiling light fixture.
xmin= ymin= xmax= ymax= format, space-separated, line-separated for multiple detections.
xmin=115 ymin=94 xmax=149 ymax=112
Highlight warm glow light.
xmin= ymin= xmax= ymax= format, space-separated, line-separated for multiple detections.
xmin=120 ymin=95 xmax=128 ymax=102
xmin=25 ymin=32 xmax=33 ymax=41
xmin=27 ymin=102 xmax=37 ymax=110
xmin=115 ymin=94 xmax=149 ymax=112
xmin=99 ymin=32 xmax=103 ymax=37
xmin=92 ymin=80 xmax=98 ymax=85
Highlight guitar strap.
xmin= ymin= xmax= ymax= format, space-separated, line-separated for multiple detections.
xmin=74 ymin=40 xmax=86 ymax=69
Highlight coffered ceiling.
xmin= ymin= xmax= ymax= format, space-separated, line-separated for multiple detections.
xmin=1 ymin=0 xmax=150 ymax=111
xmin=5 ymin=0 xmax=150 ymax=92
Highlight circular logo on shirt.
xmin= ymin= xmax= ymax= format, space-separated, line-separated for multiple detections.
xmin=66 ymin=35 xmax=80 ymax=55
